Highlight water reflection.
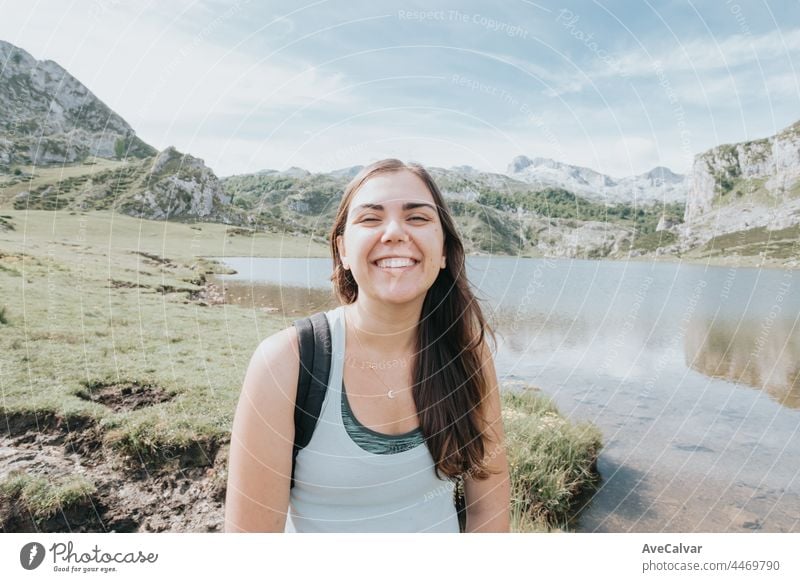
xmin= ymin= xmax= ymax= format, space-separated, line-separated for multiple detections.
xmin=685 ymin=318 xmax=800 ymax=409
xmin=207 ymin=276 xmax=339 ymax=314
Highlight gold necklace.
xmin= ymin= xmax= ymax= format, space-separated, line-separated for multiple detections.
xmin=344 ymin=308 xmax=414 ymax=400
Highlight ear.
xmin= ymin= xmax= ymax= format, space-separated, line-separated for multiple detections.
xmin=337 ymin=234 xmax=349 ymax=270
xmin=440 ymin=244 xmax=447 ymax=269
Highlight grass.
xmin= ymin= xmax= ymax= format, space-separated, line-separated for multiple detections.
xmin=697 ymin=224 xmax=800 ymax=260
xmin=0 ymin=159 xmax=130 ymax=206
xmin=0 ymin=471 xmax=97 ymax=522
xmin=0 ymin=209 xmax=601 ymax=531
xmin=712 ymin=176 xmax=770 ymax=207
xmin=502 ymin=389 xmax=602 ymax=532
xmin=0 ymin=210 xmax=330 ymax=460
xmin=628 ymin=229 xmax=678 ymax=252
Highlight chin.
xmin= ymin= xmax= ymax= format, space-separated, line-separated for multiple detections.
xmin=377 ymin=295 xmax=424 ymax=306
xmin=368 ymin=287 xmax=428 ymax=306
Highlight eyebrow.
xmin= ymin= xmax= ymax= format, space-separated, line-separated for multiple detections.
xmin=351 ymin=202 xmax=437 ymax=213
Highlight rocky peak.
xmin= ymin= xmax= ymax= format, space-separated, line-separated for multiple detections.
xmin=271 ymin=166 xmax=308 ymax=179
xmin=448 ymin=164 xmax=480 ymax=176
xmin=640 ymin=166 xmax=683 ymax=185
xmin=0 ymin=39 xmax=155 ymax=167
xmin=681 ymin=119 xmax=800 ymax=245
xmin=507 ymin=155 xmax=534 ymax=174
xmin=329 ymin=165 xmax=363 ymax=179
xmin=684 ymin=123 xmax=800 ymax=232
xmin=127 ymin=147 xmax=231 ymax=220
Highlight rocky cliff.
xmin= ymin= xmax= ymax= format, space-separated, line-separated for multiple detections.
xmin=10 ymin=146 xmax=233 ymax=222
xmin=123 ymin=147 xmax=232 ymax=220
xmin=0 ymin=40 xmax=155 ymax=167
xmin=1 ymin=39 xmax=232 ymax=222
xmin=682 ymin=121 xmax=800 ymax=248
xmin=507 ymin=156 xmax=687 ymax=205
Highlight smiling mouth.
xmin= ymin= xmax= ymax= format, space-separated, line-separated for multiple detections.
xmin=372 ymin=258 xmax=420 ymax=269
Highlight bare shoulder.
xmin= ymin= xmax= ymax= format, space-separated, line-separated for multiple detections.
xmin=245 ymin=325 xmax=300 ymax=406
xmin=225 ymin=325 xmax=299 ymax=532
xmin=259 ymin=324 xmax=299 ymax=358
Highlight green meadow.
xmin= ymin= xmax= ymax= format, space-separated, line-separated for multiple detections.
xmin=0 ymin=210 xmax=601 ymax=532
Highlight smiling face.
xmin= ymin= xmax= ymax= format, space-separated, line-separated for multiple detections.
xmin=336 ymin=169 xmax=446 ymax=307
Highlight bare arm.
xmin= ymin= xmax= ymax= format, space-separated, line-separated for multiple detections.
xmin=224 ymin=327 xmax=299 ymax=532
xmin=463 ymin=343 xmax=511 ymax=533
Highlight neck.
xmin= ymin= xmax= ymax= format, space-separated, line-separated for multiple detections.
xmin=344 ymin=296 xmax=423 ymax=358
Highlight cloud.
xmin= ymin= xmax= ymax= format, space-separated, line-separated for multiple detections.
xmin=665 ymin=68 xmax=800 ymax=107
xmin=485 ymin=51 xmax=602 ymax=99
xmin=535 ymin=27 xmax=800 ymax=98
xmin=615 ymin=28 xmax=800 ymax=77
xmin=2 ymin=0 xmax=796 ymax=178
xmin=0 ymin=0 xmax=356 ymax=148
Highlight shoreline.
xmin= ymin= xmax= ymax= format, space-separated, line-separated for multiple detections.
xmin=201 ymin=250 xmax=798 ymax=273
xmin=0 ymin=209 xmax=601 ymax=533
xmin=1 ymin=208 xmax=796 ymax=270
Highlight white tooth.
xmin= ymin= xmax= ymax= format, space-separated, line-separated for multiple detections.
xmin=377 ymin=258 xmax=415 ymax=268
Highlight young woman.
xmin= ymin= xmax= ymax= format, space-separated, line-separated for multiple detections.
xmin=224 ymin=159 xmax=510 ymax=532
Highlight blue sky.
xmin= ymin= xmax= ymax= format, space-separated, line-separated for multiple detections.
xmin=2 ymin=0 xmax=799 ymax=177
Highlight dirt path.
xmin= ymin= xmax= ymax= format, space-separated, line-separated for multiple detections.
xmin=0 ymin=412 xmax=227 ymax=532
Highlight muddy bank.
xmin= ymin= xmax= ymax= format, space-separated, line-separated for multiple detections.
xmin=0 ymin=412 xmax=227 ymax=532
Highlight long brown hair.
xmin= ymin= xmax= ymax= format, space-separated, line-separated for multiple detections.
xmin=329 ymin=159 xmax=497 ymax=481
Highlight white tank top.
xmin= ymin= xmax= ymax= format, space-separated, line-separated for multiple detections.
xmin=285 ymin=305 xmax=460 ymax=533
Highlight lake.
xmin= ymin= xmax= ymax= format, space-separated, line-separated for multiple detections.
xmin=211 ymin=256 xmax=800 ymax=533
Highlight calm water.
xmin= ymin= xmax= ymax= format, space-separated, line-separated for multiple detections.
xmin=212 ymin=256 xmax=800 ymax=532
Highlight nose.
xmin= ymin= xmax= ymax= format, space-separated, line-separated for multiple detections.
xmin=380 ymin=216 xmax=410 ymax=243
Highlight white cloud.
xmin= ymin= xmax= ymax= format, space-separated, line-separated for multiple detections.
xmin=759 ymin=70 xmax=800 ymax=99
xmin=489 ymin=51 xmax=599 ymax=99
xmin=616 ymin=28 xmax=800 ymax=77
xmin=633 ymin=60 xmax=800 ymax=112
xmin=0 ymin=0 xmax=356 ymax=151
xmin=537 ymin=27 xmax=800 ymax=99
xmin=2 ymin=1 xmax=795 ymax=179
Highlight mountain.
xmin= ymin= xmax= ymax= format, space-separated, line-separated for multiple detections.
xmin=121 ymin=147 xmax=231 ymax=220
xmin=0 ymin=40 xmax=234 ymax=222
xmin=682 ymin=121 xmax=800 ymax=239
xmin=671 ymin=121 xmax=800 ymax=264
xmin=280 ymin=166 xmax=311 ymax=179
xmin=328 ymin=165 xmax=364 ymax=179
xmin=0 ymin=40 xmax=155 ymax=167
xmin=11 ymin=146 xmax=232 ymax=221
xmin=218 ymin=163 xmax=681 ymax=258
xmin=506 ymin=155 xmax=687 ymax=205
xmin=2 ymin=38 xmax=797 ymax=265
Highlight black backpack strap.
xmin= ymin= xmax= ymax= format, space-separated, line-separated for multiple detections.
xmin=454 ymin=475 xmax=466 ymax=533
xmin=291 ymin=311 xmax=332 ymax=488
